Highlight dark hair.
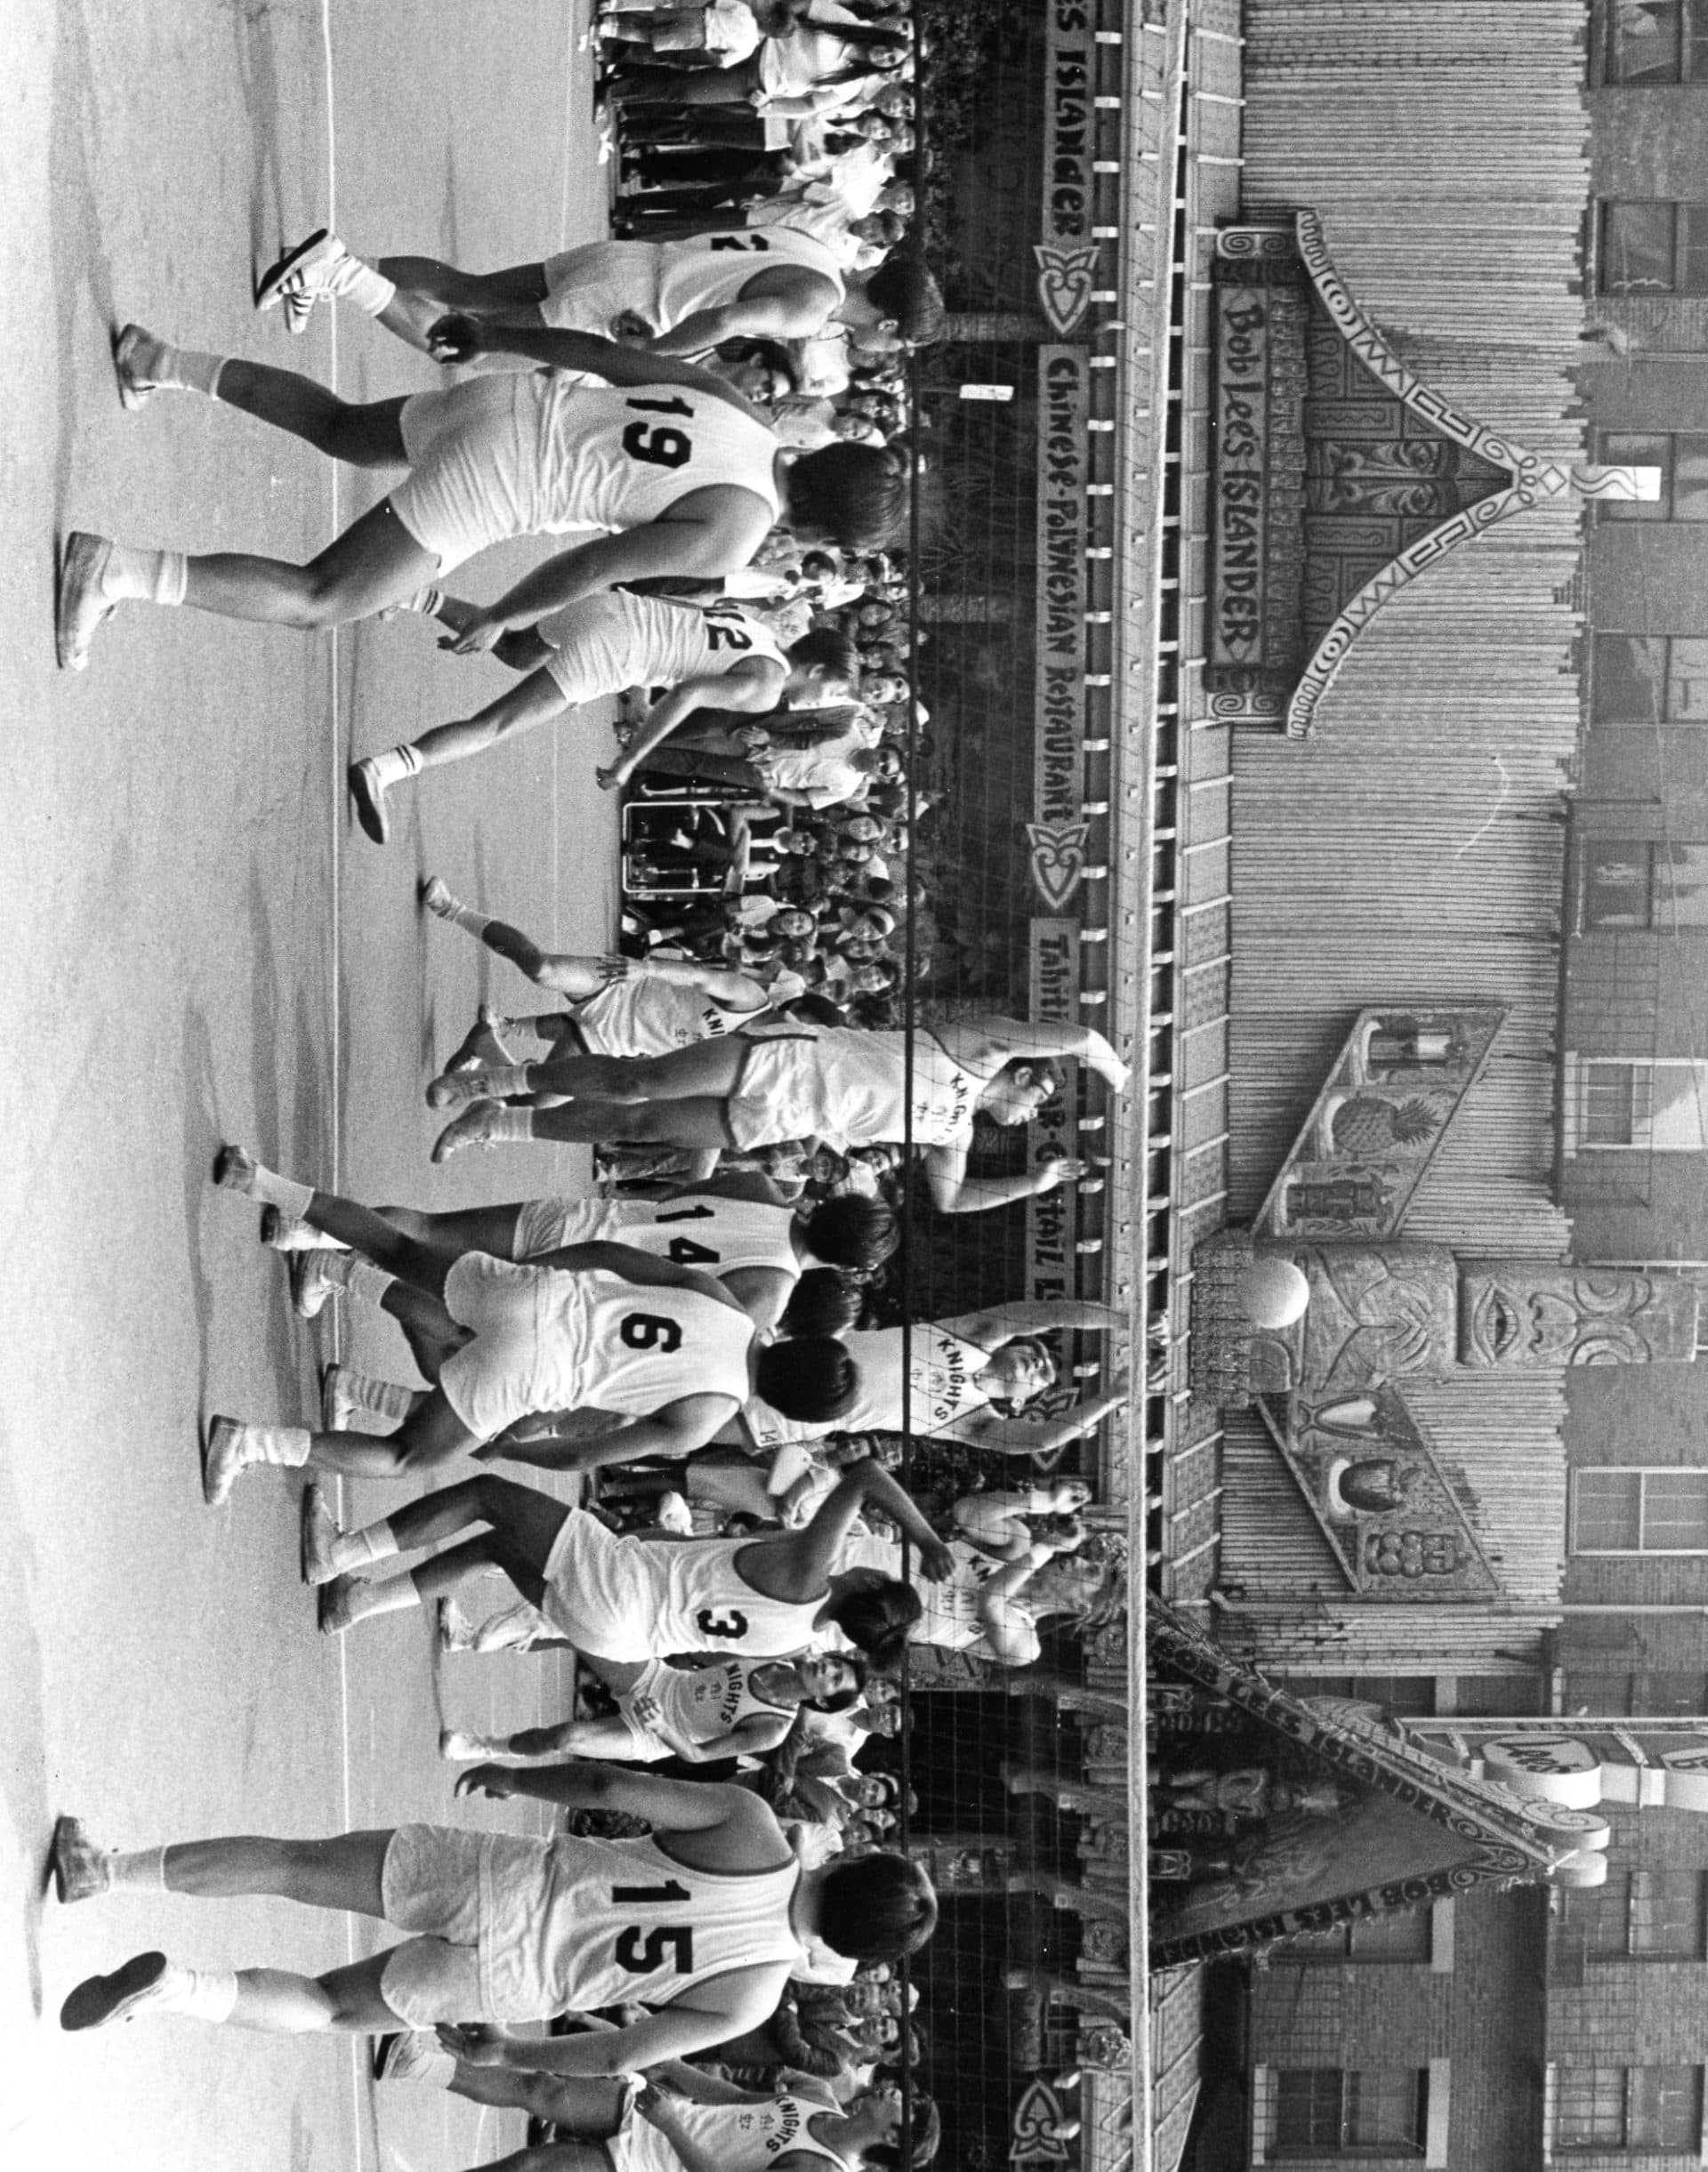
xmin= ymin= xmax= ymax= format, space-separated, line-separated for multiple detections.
xmin=862 ymin=260 xmax=945 ymax=347
xmin=827 ymin=1575 xmax=921 ymax=1671
xmin=803 ymin=1194 xmax=899 ymax=1274
xmin=725 ymin=334 xmax=801 ymax=398
xmin=788 ymin=444 xmax=910 ymax=551
xmin=815 ymin=1849 xmax=938 ymax=1961
xmin=811 ymin=1653 xmax=870 ymax=1714
xmin=865 ymin=2096 xmax=941 ymax=2172
xmin=780 ymin=1267 xmax=864 ymax=1339
xmin=780 ymin=990 xmax=845 ymax=1028
xmin=993 ymin=1056 xmax=1063 ymax=1107
xmin=789 ymin=625 xmax=860 ymax=682
xmin=753 ymin=1333 xmax=858 ymax=1421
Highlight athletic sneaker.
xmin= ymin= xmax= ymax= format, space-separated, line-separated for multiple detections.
xmin=439 ymin=1728 xmax=486 ymax=1762
xmin=56 ymin=532 xmax=117 ymax=672
xmin=437 ymin=1596 xmax=477 ymax=1653
xmin=112 ymin=324 xmax=160 ymax=412
xmin=60 ymin=1951 xmax=173 ymax=2031
xmin=348 ymin=759 xmax=391 ymax=845
xmin=322 ymin=1362 xmax=359 ymax=1432
xmin=288 ymin=1250 xmax=340 ymax=1320
xmin=431 ymin=1098 xmax=508 ymax=1163
xmin=262 ymin=1205 xmax=342 ymax=1251
xmin=655 ymin=1491 xmax=693 ymax=1533
xmin=212 ymin=1142 xmax=260 ymax=1195
xmin=425 ymin=1065 xmax=492 ymax=1111
xmin=51 ymin=1815 xmax=112 ymax=1904
xmin=317 ymin=1573 xmax=359 ymax=1635
xmin=420 ymin=873 xmax=456 ymax=919
xmin=300 ymin=1484 xmax=339 ymax=1586
xmin=202 ymin=1415 xmax=252 ymax=1508
xmin=377 ymin=2029 xmax=455 ymax=2085
xmin=255 ymin=228 xmax=342 ymax=329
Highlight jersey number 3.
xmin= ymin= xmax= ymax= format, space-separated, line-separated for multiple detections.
xmin=695 ymin=1606 xmax=750 ymax=1640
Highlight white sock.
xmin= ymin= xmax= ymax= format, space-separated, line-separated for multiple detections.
xmin=338 ymin=1368 xmax=421 ymax=1422
xmin=242 ymin=1423 xmax=313 ymax=1468
xmin=328 ymin=1519 xmax=399 ymax=1573
xmin=172 ymin=1967 xmax=242 ymax=2023
xmin=482 ymin=1108 xmax=538 ymax=1145
xmin=139 ymin=338 xmax=227 ymax=398
xmin=471 ymin=1065 xmax=534 ymax=1098
xmin=109 ymin=1846 xmax=169 ymax=1892
xmin=347 ymin=1571 xmax=425 ymax=1624
xmin=492 ymin=1012 xmax=563 ymax=1046
xmin=363 ymin=744 xmax=424 ymax=790
xmin=102 ymin=546 xmax=189 ymax=607
xmin=326 ymin=251 xmax=398 ymax=317
xmin=429 ymin=886 xmax=491 ymax=939
xmin=318 ymin=1253 xmax=398 ymax=1309
xmin=236 ymin=1162 xmax=317 ymax=1219
xmin=401 ymin=585 xmax=443 ymax=615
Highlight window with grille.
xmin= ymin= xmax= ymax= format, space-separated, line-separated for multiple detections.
xmin=1555 ymin=2065 xmax=1702 ymax=2151
xmin=1598 ymin=432 xmax=1708 ymax=519
xmin=1574 ymin=1468 xmax=1708 ymax=1552
xmin=1274 ymin=2069 xmax=1426 ymax=2156
xmin=1591 ymin=635 xmax=1708 ymax=725
xmin=1599 ymin=202 xmax=1708 ymax=293
xmin=1567 ymin=1871 xmax=1708 ymax=1958
xmin=1578 ymin=841 xmax=1708 ymax=929
xmin=1279 ymin=1909 xmax=1432 ymax=1963
xmin=1576 ymin=1060 xmax=1708 ymax=1150
xmin=1606 ymin=0 xmax=1708 ymax=83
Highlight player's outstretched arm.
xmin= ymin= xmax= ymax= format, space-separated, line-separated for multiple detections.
xmin=756 ymin=1457 xmax=953 ymax=1595
xmin=941 ymin=1013 xmax=1132 ymax=1091
xmin=428 ymin=314 xmax=765 ymax=414
xmin=939 ymin=1298 xmax=1125 ymax=1347
xmin=455 ymin=1758 xmax=761 ymax=1826
xmin=945 ymin=1378 xmax=1132 ymax=1459
xmin=922 ymin=1142 xmax=1089 ymax=1217
xmin=439 ymin=1964 xmax=789 ymax=2075
xmin=601 ymin=663 xmax=789 ymax=792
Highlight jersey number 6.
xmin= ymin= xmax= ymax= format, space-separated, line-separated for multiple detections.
xmin=622 ymin=1312 xmax=685 ymax=1353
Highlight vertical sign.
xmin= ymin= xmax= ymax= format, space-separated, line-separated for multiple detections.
xmin=1027 ymin=346 xmax=1092 ymax=913
xmin=1034 ymin=0 xmax=1101 ymax=333
xmin=1027 ymin=917 xmax=1082 ymax=1332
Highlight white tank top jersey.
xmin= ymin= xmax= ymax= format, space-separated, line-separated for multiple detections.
xmin=538 ymin=592 xmax=790 ymax=690
xmin=635 ymin=1657 xmax=799 ymax=1752
xmin=518 ymin=1195 xmax=802 ymax=1287
xmin=838 ymin=1535 xmax=1038 ymax=1660
xmin=748 ymin=1026 xmax=994 ymax=1149
xmin=625 ymin=1533 xmax=831 ymax=1654
xmin=574 ymin=977 xmax=771 ymax=1057
xmin=626 ymin=2094 xmax=850 ymax=2172
xmin=744 ymin=1321 xmax=992 ymax=1450
xmin=481 ymin=1827 xmax=802 ymax=2020
xmin=540 ymin=1269 xmax=753 ymax=1414
xmin=533 ymin=376 xmax=783 ymax=534
xmin=652 ymin=224 xmax=847 ymax=331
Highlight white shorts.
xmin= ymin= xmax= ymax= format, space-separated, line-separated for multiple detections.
xmin=611 ymin=2112 xmax=694 ymax=2172
xmin=515 ymin=1195 xmax=606 ymax=1259
xmin=536 ymin=594 xmax=662 ymax=708
xmin=723 ymin=1036 xmax=835 ymax=1150
xmin=391 ymin=374 xmax=544 ymax=574
xmin=438 ymin=1251 xmax=556 ymax=1438
xmin=540 ymin=1507 xmax=652 ymax=1660
xmin=538 ymin=239 xmax=663 ymax=336
xmin=610 ymin=1658 xmax=678 ymax=1761
xmin=377 ymin=1824 xmax=490 ymax=2025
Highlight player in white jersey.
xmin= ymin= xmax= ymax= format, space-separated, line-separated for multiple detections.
xmin=57 ymin=323 xmax=906 ymax=672
xmin=431 ymin=1013 xmax=1131 ymax=1216
xmin=250 ymin=221 xmax=942 ymax=364
xmin=201 ymin=1146 xmax=858 ymax=1505
xmin=349 ymin=586 xmax=855 ymax=840
xmin=375 ymin=2051 xmax=939 ymax=2172
xmin=273 ymin=1177 xmax=895 ymax=1353
xmin=299 ymin=1448 xmax=950 ymax=1666
xmin=734 ymin=1298 xmax=1129 ymax=1462
xmin=50 ymin=1765 xmax=937 ymax=2063
xmin=842 ymin=1532 xmax=1119 ymax=1669
xmin=440 ymin=1649 xmax=865 ymax=1767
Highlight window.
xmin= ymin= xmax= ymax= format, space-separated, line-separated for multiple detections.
xmin=1568 ymin=1871 xmax=1708 ymax=1958
xmin=1280 ymin=1909 xmax=1432 ymax=1963
xmin=1579 ymin=841 xmax=1708 ymax=929
xmin=1591 ymin=635 xmax=1708 ymax=725
xmin=1607 ymin=0 xmax=1708 ymax=84
xmin=1599 ymin=202 xmax=1708 ymax=294
xmin=1575 ymin=1468 xmax=1708 ymax=1552
xmin=1563 ymin=1669 xmax=1708 ymax=1716
xmin=1278 ymin=1673 xmax=1438 ymax=1717
xmin=1556 ymin=2065 xmax=1701 ymax=2151
xmin=1576 ymin=1059 xmax=1708 ymax=1149
xmin=1598 ymin=432 xmax=1708 ymax=519
xmin=1275 ymin=2070 xmax=1426 ymax=2156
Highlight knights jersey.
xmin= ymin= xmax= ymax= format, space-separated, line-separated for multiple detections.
xmin=632 ymin=1657 xmax=800 ymax=1756
xmin=574 ymin=977 xmax=772 ymax=1057
xmin=629 ymin=2092 xmax=849 ymax=2172
xmin=744 ymin=1321 xmax=993 ymax=1451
